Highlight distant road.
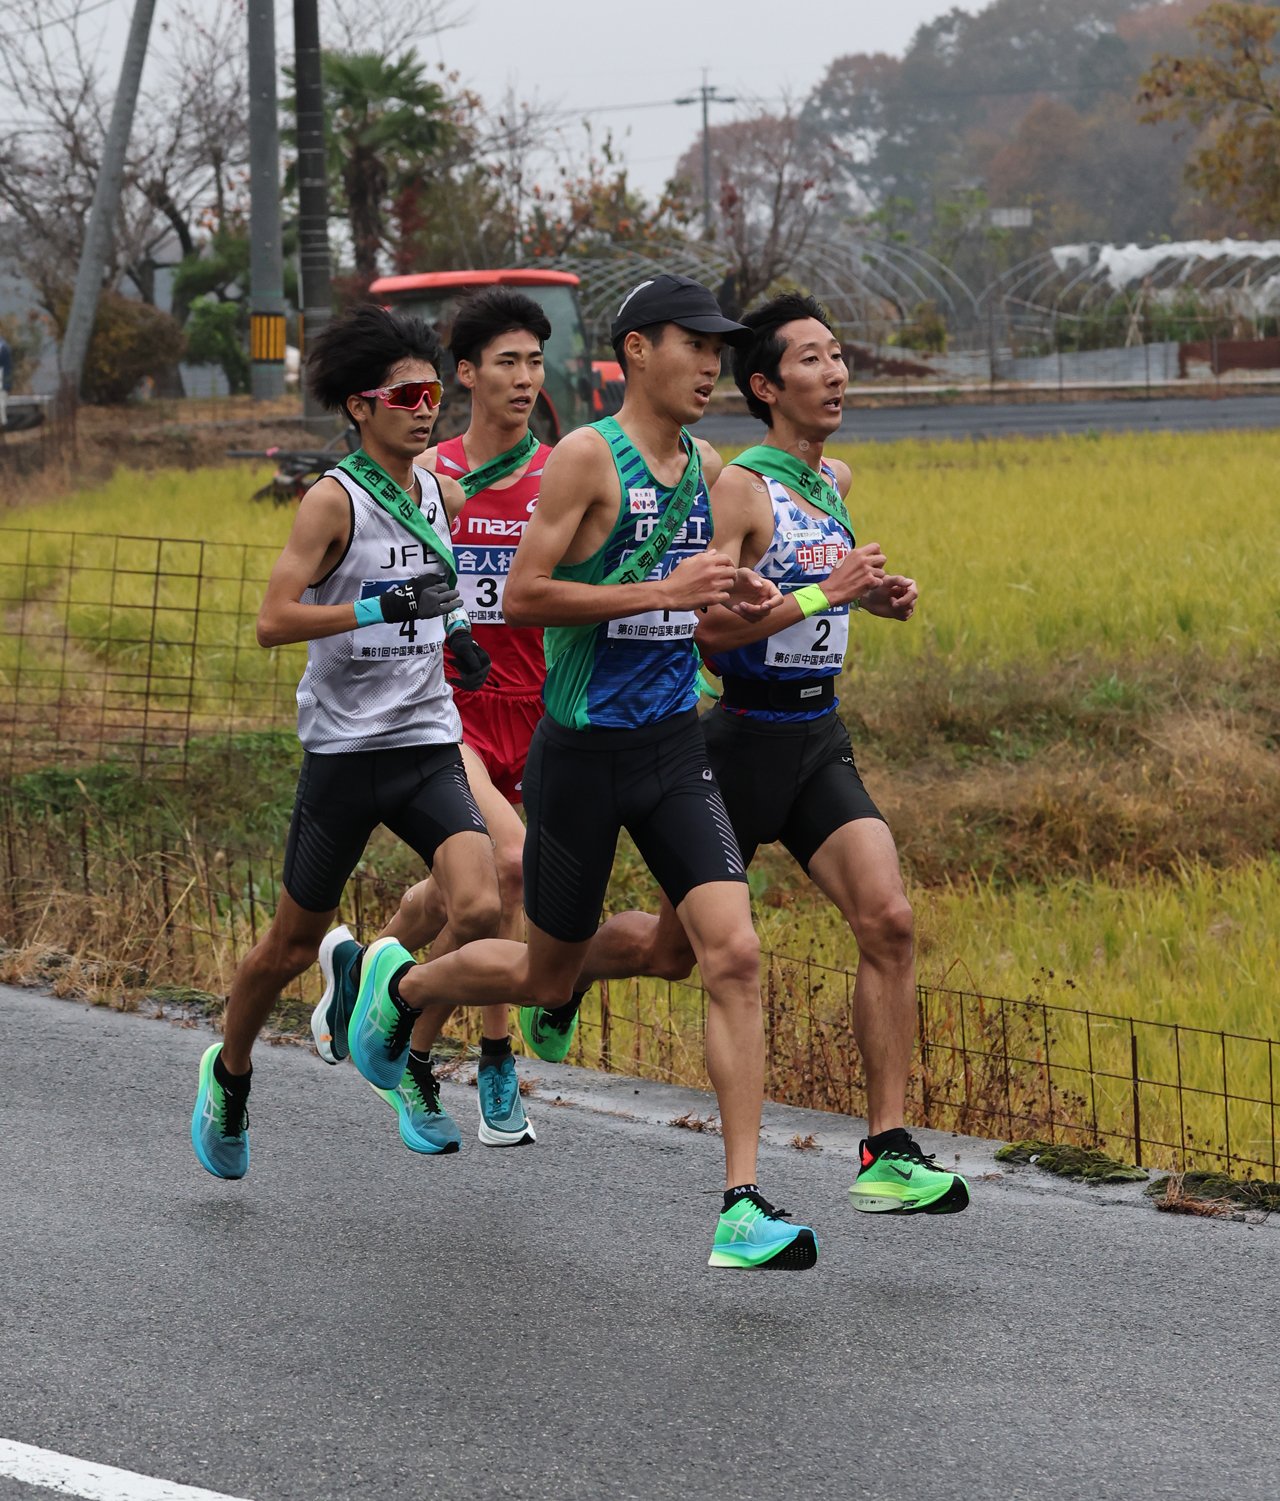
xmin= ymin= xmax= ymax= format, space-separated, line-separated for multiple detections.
xmin=701 ymin=392 xmax=1280 ymax=445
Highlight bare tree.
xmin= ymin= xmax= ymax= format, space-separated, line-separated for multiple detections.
xmin=0 ymin=0 xmax=248 ymax=323
xmin=323 ymin=0 xmax=467 ymax=57
xmin=673 ymin=102 xmax=839 ymax=309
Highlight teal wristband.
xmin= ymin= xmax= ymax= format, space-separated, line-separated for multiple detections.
xmin=353 ymin=595 xmax=383 ymax=628
xmin=792 ymin=584 xmax=831 ymax=619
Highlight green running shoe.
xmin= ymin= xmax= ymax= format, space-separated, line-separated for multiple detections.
xmin=373 ymin=1052 xmax=462 ymax=1154
xmin=849 ymin=1130 xmax=970 ymax=1214
xmin=518 ymin=988 xmax=584 ymax=1063
xmin=190 ymin=1043 xmax=249 ymax=1180
xmin=708 ymin=1189 xmax=818 ymax=1270
xmin=311 ymin=924 xmax=362 ymax=1065
xmin=347 ymin=936 xmax=419 ymax=1091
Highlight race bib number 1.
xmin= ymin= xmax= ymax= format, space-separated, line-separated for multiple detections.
xmin=607 ymin=607 xmax=698 ymax=642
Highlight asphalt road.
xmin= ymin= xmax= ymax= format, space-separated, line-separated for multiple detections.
xmin=2 ymin=985 xmax=1276 ymax=1501
xmin=700 ymin=392 xmax=1280 ymax=446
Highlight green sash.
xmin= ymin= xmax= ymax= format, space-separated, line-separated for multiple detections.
xmin=729 ymin=444 xmax=855 ymax=543
xmin=603 ymin=429 xmax=703 ymax=586
xmin=337 ymin=449 xmax=457 ymax=584
xmin=457 ymin=429 xmax=539 ymax=500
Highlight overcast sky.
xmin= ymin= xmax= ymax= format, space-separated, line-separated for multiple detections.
xmin=91 ymin=0 xmax=975 ymax=196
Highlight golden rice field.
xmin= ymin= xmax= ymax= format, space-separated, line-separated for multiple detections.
xmin=0 ymin=431 xmax=1276 ymax=1168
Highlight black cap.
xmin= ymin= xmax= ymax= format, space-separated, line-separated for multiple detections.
xmin=610 ymin=273 xmax=750 ymax=350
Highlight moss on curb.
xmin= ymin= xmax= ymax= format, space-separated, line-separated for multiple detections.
xmin=995 ymin=1138 xmax=1148 ymax=1182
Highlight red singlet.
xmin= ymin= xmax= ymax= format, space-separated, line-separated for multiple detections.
xmin=436 ymin=435 xmax=549 ymax=803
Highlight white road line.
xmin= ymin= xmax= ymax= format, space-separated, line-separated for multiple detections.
xmin=0 ymin=1440 xmax=253 ymax=1501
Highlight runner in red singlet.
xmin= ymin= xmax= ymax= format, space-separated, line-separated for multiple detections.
xmin=311 ymin=289 xmax=553 ymax=1152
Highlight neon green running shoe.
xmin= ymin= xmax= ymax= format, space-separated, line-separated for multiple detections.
xmin=849 ymin=1130 xmax=970 ymax=1215
xmin=190 ymin=1043 xmax=249 ymax=1180
xmin=373 ymin=1052 xmax=462 ymax=1155
xmin=518 ymin=988 xmax=584 ymax=1063
xmin=348 ymin=936 xmax=419 ymax=1091
xmin=708 ymin=1189 xmax=818 ymax=1270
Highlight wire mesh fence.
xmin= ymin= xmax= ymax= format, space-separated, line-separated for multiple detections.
xmin=0 ymin=785 xmax=1273 ymax=1181
xmin=0 ymin=526 xmax=301 ymax=777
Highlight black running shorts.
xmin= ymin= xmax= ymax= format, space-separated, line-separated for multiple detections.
xmin=700 ymin=709 xmax=884 ymax=872
xmin=522 ymin=708 xmax=747 ymax=943
xmin=282 ymin=743 xmax=489 ymax=913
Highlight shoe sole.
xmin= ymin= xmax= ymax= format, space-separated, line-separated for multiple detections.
xmin=477 ymin=1115 xmax=537 ymax=1148
xmin=190 ymin=1043 xmax=248 ymax=1180
xmin=312 ymin=924 xmax=355 ymax=1065
xmin=708 ymin=1229 xmax=818 ymax=1270
xmin=372 ymin=1085 xmax=461 ymax=1155
xmin=849 ymin=1177 xmax=971 ymax=1215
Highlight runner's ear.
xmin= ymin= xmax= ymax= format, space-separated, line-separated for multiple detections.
xmin=456 ymin=359 xmax=476 ymax=392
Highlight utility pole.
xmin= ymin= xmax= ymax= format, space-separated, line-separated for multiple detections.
xmin=59 ymin=0 xmax=156 ymax=407
xmin=247 ymin=0 xmax=286 ymax=400
xmin=675 ymin=70 xmax=736 ymax=239
xmin=293 ymin=0 xmax=333 ymax=431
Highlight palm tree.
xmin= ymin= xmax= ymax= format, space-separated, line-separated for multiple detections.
xmin=318 ymin=50 xmax=452 ymax=285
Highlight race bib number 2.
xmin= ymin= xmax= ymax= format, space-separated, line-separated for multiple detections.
xmin=764 ymin=610 xmax=850 ymax=670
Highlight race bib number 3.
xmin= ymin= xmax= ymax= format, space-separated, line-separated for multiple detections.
xmin=352 ymin=579 xmax=445 ymax=660
xmin=458 ymin=571 xmax=505 ymax=625
xmin=764 ymin=610 xmax=850 ymax=670
xmin=607 ymin=607 xmax=698 ymax=642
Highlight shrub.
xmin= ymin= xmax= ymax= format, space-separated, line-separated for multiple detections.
xmin=81 ymin=291 xmax=186 ymax=405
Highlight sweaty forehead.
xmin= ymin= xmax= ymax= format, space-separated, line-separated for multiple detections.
xmin=383 ymin=356 xmax=439 ymax=386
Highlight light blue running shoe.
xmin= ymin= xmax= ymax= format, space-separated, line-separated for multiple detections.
xmin=191 ymin=1043 xmax=249 ymax=1180
xmin=311 ymin=924 xmax=363 ymax=1065
xmin=373 ymin=1053 xmax=462 ymax=1154
xmin=476 ymin=1051 xmax=536 ymax=1147
xmin=347 ymin=936 xmax=419 ymax=1090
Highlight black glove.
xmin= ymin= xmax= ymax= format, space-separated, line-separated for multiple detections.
xmin=378 ymin=572 xmax=461 ymax=623
xmin=446 ymin=629 xmax=491 ymax=690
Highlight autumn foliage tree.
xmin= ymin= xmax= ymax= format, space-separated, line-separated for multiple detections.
xmin=1138 ymin=2 xmax=1280 ymax=234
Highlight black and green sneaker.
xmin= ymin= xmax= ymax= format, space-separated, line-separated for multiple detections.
xmin=849 ymin=1129 xmax=970 ymax=1214
xmin=518 ymin=988 xmax=584 ymax=1063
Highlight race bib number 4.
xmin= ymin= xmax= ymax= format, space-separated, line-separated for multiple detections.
xmin=607 ymin=606 xmax=698 ymax=642
xmin=764 ymin=610 xmax=850 ymax=670
xmin=352 ymin=579 xmax=445 ymax=660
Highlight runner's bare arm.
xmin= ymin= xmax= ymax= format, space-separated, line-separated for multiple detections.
xmin=694 ymin=466 xmax=794 ymax=652
xmin=437 ymin=472 xmax=467 ymax=524
xmin=504 ymin=428 xmax=736 ymax=627
xmin=257 ymin=476 xmax=367 ymax=646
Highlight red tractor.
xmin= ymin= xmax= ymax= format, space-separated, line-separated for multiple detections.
xmin=368 ymin=268 xmax=623 ymax=443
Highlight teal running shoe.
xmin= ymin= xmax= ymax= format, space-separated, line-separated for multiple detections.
xmin=708 ymin=1190 xmax=817 ymax=1270
xmin=311 ymin=924 xmax=363 ymax=1065
xmin=373 ymin=1053 xmax=462 ymax=1155
xmin=190 ymin=1043 xmax=249 ymax=1180
xmin=849 ymin=1130 xmax=970 ymax=1215
xmin=518 ymin=989 xmax=583 ymax=1063
xmin=476 ymin=1052 xmax=535 ymax=1147
xmin=347 ymin=936 xmax=419 ymax=1090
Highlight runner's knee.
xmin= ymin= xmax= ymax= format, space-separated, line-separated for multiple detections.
xmin=853 ymin=894 xmax=914 ymax=967
xmin=445 ymin=884 xmax=503 ymax=944
xmin=697 ymin=926 xmax=761 ymax=994
xmin=494 ymin=840 xmax=525 ymax=913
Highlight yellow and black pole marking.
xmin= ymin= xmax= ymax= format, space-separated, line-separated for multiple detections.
xmin=250 ymin=311 xmax=288 ymax=363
